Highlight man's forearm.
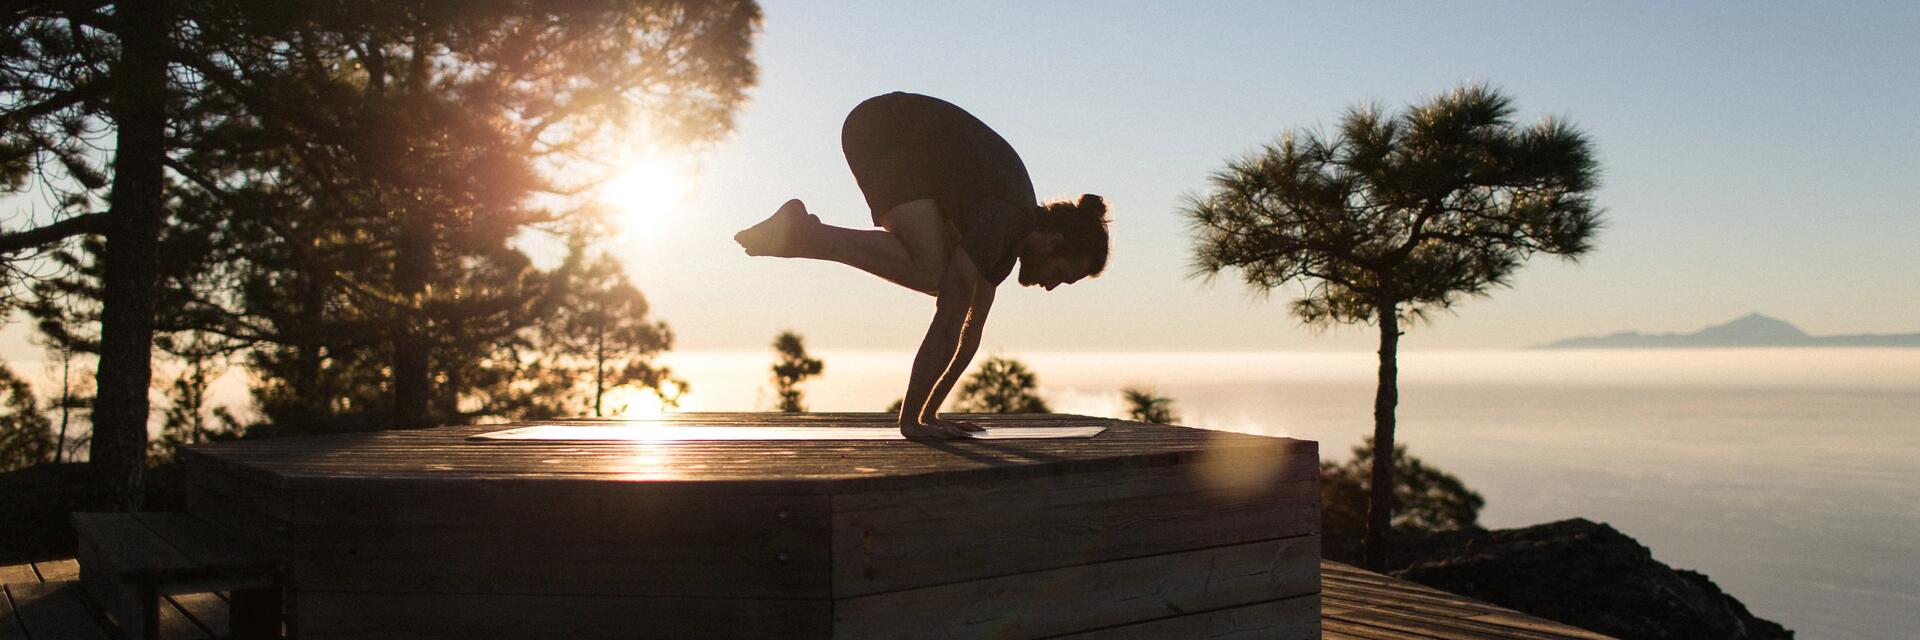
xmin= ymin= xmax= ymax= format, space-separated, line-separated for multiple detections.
xmin=900 ymin=306 xmax=972 ymax=424
xmin=922 ymin=308 xmax=987 ymax=419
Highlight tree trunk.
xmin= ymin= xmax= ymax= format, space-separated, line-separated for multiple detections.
xmin=388 ymin=35 xmax=434 ymax=428
xmin=189 ymin=358 xmax=205 ymax=444
xmin=593 ymin=333 xmax=606 ymax=417
xmin=89 ymin=1 xmax=171 ymax=510
xmin=295 ymin=249 xmax=325 ymax=422
xmin=439 ymin=350 xmax=463 ymax=425
xmin=1364 ymin=302 xmax=1401 ymax=570
xmin=55 ymin=349 xmax=71 ymax=463
xmin=392 ymin=205 xmax=433 ymax=427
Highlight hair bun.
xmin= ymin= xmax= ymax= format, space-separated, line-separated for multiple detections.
xmin=1076 ymin=194 xmax=1107 ymax=216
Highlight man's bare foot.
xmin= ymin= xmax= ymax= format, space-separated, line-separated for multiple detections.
xmin=734 ymin=199 xmax=819 ymax=257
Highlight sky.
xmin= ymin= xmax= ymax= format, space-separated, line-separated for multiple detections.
xmin=3 ymin=1 xmax=1917 ymax=362
xmin=609 ymin=0 xmax=1920 ymax=353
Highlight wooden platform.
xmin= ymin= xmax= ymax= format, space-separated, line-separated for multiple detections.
xmin=5 ymin=557 xmax=1613 ymax=639
xmin=179 ymin=413 xmax=1320 ymax=639
xmin=2 ymin=558 xmax=232 ymax=639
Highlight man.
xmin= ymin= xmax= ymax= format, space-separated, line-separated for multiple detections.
xmin=734 ymin=92 xmax=1110 ymax=439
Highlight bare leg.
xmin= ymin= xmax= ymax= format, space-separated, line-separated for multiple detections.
xmin=737 ymin=199 xmax=951 ymax=294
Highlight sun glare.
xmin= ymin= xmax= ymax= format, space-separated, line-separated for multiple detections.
xmin=601 ymin=385 xmax=672 ymax=419
xmin=601 ymin=155 xmax=691 ymax=237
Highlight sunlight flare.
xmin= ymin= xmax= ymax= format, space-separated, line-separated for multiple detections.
xmin=600 ymin=154 xmax=692 ymax=237
xmin=600 ymin=384 xmax=675 ymax=419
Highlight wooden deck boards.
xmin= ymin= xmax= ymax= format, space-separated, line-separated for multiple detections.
xmin=1321 ymin=561 xmax=1615 ymax=640
xmin=0 ymin=558 xmax=204 ymax=640
xmin=183 ymin=413 xmax=1311 ymax=493
xmin=5 ymin=558 xmax=1611 ymax=639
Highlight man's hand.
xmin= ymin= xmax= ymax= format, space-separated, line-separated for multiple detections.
xmin=931 ymin=416 xmax=986 ymax=434
xmin=898 ymin=415 xmax=985 ymax=439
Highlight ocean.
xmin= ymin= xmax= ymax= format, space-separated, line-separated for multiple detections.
xmin=664 ymin=348 xmax=1920 ymax=640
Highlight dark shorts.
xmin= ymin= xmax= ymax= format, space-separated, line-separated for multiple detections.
xmin=839 ymin=93 xmax=1038 ymax=284
xmin=841 ymin=93 xmax=941 ymax=226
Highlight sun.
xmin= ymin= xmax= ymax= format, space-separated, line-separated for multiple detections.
xmin=600 ymin=385 xmax=672 ymax=419
xmin=600 ymin=154 xmax=691 ymax=236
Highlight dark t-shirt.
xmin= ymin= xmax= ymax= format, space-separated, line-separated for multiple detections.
xmin=842 ymin=92 xmax=1038 ymax=285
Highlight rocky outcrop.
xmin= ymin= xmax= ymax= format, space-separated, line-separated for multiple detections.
xmin=1387 ymin=518 xmax=1794 ymax=639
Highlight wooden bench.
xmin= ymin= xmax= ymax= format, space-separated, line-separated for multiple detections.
xmin=72 ymin=511 xmax=282 ymax=640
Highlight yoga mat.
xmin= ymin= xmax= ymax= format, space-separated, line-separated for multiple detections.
xmin=467 ymin=424 xmax=1106 ymax=442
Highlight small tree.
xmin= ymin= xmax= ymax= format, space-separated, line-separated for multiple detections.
xmin=1320 ymin=437 xmax=1484 ymax=564
xmin=954 ymin=356 xmax=1050 ymax=414
xmin=0 ymin=361 xmax=55 ymax=472
xmin=39 ymin=343 xmax=93 ymax=464
xmin=770 ymin=331 xmax=824 ymax=413
xmin=1183 ymin=84 xmax=1600 ymax=569
xmin=1121 ymin=387 xmax=1179 ymax=424
xmin=150 ymin=332 xmax=239 ymax=464
xmin=516 ymin=253 xmax=681 ymax=419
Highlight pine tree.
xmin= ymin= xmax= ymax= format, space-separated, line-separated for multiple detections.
xmin=150 ymin=332 xmax=239 ymax=464
xmin=506 ymin=252 xmax=682 ymax=419
xmin=0 ymin=361 xmax=55 ymax=472
xmin=3 ymin=1 xmax=761 ymax=506
xmin=954 ymin=357 xmax=1050 ymax=414
xmin=39 ymin=344 xmax=93 ymax=464
xmin=1183 ymin=83 xmax=1600 ymax=568
xmin=1318 ymin=437 xmax=1484 ymax=563
xmin=1121 ymin=387 xmax=1179 ymax=424
xmin=770 ymin=331 xmax=824 ymax=413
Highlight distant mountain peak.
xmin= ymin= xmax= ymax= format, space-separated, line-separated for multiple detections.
xmin=1537 ymin=314 xmax=1920 ymax=349
xmin=1696 ymin=313 xmax=1807 ymax=340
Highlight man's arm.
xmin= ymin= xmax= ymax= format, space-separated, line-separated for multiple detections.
xmin=898 ymin=250 xmax=993 ymax=431
xmin=923 ymin=281 xmax=993 ymax=427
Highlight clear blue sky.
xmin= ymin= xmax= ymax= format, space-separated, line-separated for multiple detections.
xmin=612 ymin=0 xmax=1918 ymax=353
xmin=4 ymin=1 xmax=1916 ymax=359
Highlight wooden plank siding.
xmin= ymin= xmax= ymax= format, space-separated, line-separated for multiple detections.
xmin=282 ymin=490 xmax=832 ymax=597
xmin=292 ymin=592 xmax=832 ymax=640
xmin=832 ymin=535 xmax=1319 ymax=639
xmin=829 ymin=451 xmax=1318 ymax=597
xmin=7 ymin=559 xmax=1612 ymax=639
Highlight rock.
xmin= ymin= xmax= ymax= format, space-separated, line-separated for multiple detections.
xmin=1386 ymin=518 xmax=1794 ymax=639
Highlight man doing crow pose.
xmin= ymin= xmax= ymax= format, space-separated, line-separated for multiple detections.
xmin=735 ymin=92 xmax=1110 ymax=439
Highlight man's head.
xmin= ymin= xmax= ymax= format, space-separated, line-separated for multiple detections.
xmin=1018 ymin=194 xmax=1110 ymax=290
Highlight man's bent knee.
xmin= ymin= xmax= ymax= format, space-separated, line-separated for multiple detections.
xmin=880 ymin=199 xmax=953 ymax=292
xmin=906 ymin=265 xmax=942 ymax=294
